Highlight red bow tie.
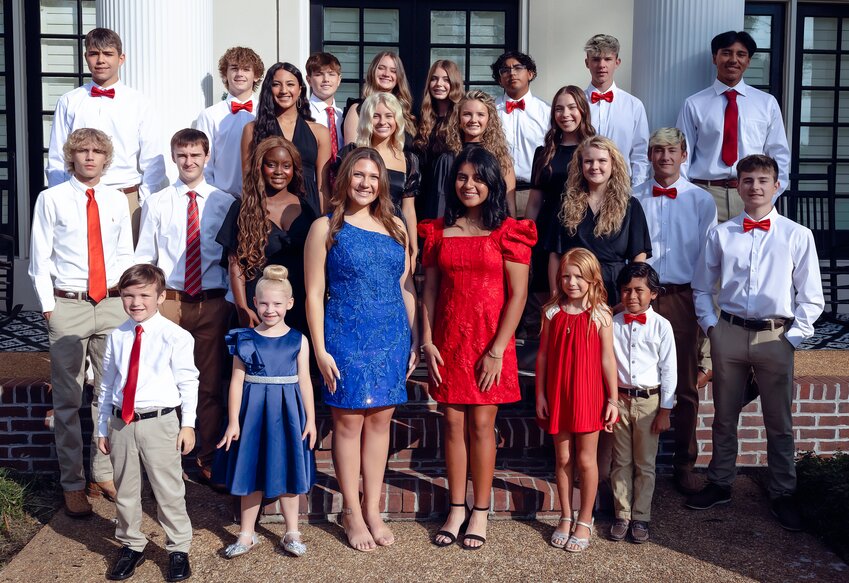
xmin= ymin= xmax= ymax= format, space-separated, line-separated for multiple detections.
xmin=743 ymin=218 xmax=771 ymax=232
xmin=230 ymin=100 xmax=253 ymax=114
xmin=90 ymin=86 xmax=115 ymax=99
xmin=624 ymin=313 xmax=647 ymax=325
xmin=652 ymin=186 xmax=677 ymax=199
xmin=505 ymin=99 xmax=525 ymax=113
xmin=591 ymin=91 xmax=613 ymax=104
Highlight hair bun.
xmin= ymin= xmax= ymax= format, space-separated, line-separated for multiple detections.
xmin=262 ymin=264 xmax=289 ymax=281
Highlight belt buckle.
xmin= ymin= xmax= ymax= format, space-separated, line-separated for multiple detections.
xmin=65 ymin=291 xmax=76 ymax=299
xmin=133 ymin=411 xmax=141 ymax=421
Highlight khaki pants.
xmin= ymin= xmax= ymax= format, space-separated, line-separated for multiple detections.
xmin=515 ymin=187 xmax=531 ymax=218
xmin=611 ymin=393 xmax=661 ymax=521
xmin=159 ymin=296 xmax=231 ymax=467
xmin=125 ymin=190 xmax=141 ymax=248
xmin=704 ymin=184 xmax=743 ymax=224
xmin=110 ymin=410 xmax=192 ymax=553
xmin=48 ymin=296 xmax=125 ymax=491
xmin=707 ymin=318 xmax=796 ymax=498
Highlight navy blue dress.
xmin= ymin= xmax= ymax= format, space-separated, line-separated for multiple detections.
xmin=217 ymin=328 xmax=315 ymax=497
xmin=323 ymin=221 xmax=410 ymax=409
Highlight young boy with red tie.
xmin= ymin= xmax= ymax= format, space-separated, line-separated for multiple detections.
xmin=688 ymin=155 xmax=824 ymax=532
xmin=195 ymin=47 xmax=265 ymax=197
xmin=136 ymin=128 xmax=233 ymax=486
xmin=47 ymin=27 xmax=167 ymax=243
xmin=29 ymin=128 xmax=134 ymax=517
xmin=306 ymin=52 xmax=344 ymax=159
xmin=632 ymin=128 xmax=717 ymax=495
xmin=98 ymin=264 xmax=197 ymax=582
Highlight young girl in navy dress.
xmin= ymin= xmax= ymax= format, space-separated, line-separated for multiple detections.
xmin=535 ymin=248 xmax=618 ymax=552
xmin=217 ymin=265 xmax=317 ymax=559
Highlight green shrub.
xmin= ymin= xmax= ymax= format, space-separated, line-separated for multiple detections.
xmin=796 ymin=451 xmax=849 ymax=562
xmin=0 ymin=469 xmax=26 ymax=534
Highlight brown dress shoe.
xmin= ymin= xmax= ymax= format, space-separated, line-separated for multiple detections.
xmin=87 ymin=480 xmax=118 ymax=501
xmin=697 ymin=369 xmax=713 ymax=388
xmin=64 ymin=489 xmax=93 ymax=518
xmin=674 ymin=469 xmax=704 ymax=494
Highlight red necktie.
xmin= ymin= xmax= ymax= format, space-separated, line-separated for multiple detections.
xmin=721 ymin=89 xmax=738 ymax=167
xmin=624 ymin=313 xmax=647 ymax=325
xmin=121 ymin=325 xmax=143 ymax=424
xmin=652 ymin=186 xmax=677 ymax=199
xmin=743 ymin=218 xmax=770 ymax=232
xmin=505 ymin=99 xmax=525 ymax=113
xmin=591 ymin=91 xmax=614 ymax=104
xmin=85 ymin=188 xmax=107 ymax=303
xmin=184 ymin=191 xmax=202 ymax=296
xmin=326 ymin=107 xmax=339 ymax=161
xmin=230 ymin=100 xmax=253 ymax=114
xmin=91 ymin=86 xmax=115 ymax=99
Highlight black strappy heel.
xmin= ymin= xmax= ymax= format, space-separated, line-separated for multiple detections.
xmin=461 ymin=506 xmax=490 ymax=550
xmin=432 ymin=502 xmax=468 ymax=547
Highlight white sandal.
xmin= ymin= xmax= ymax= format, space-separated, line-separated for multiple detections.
xmin=280 ymin=531 xmax=307 ymax=557
xmin=550 ymin=516 xmax=574 ymax=549
xmin=564 ymin=519 xmax=594 ymax=553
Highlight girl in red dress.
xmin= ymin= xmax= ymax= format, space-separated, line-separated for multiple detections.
xmin=535 ymin=248 xmax=618 ymax=552
xmin=419 ymin=146 xmax=536 ymax=550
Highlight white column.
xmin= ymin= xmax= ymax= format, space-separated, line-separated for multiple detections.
xmin=631 ymin=0 xmax=745 ymax=129
xmin=97 ymin=0 xmax=214 ymax=181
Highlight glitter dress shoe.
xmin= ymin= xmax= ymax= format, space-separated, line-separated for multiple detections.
xmin=223 ymin=532 xmax=260 ymax=559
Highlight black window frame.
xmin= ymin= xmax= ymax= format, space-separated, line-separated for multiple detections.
xmin=0 ymin=0 xmax=16 ymax=246
xmin=744 ymin=1 xmax=786 ymax=107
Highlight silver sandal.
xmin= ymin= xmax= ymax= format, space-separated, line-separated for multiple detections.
xmin=550 ymin=516 xmax=574 ymax=549
xmin=281 ymin=531 xmax=307 ymax=557
xmin=223 ymin=532 xmax=260 ymax=559
xmin=564 ymin=519 xmax=594 ymax=553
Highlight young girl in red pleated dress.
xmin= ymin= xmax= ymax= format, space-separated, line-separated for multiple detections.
xmin=535 ymin=247 xmax=618 ymax=553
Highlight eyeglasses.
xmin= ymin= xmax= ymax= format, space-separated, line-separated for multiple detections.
xmin=498 ymin=64 xmax=527 ymax=76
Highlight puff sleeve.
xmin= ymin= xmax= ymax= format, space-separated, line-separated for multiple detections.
xmin=499 ymin=218 xmax=538 ymax=264
xmin=224 ymin=328 xmax=265 ymax=374
xmin=417 ymin=218 xmax=443 ymax=268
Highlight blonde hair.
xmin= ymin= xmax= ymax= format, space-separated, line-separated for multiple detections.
xmin=363 ymin=51 xmax=416 ymax=135
xmin=255 ymin=264 xmax=293 ymax=298
xmin=63 ymin=128 xmax=114 ymax=173
xmin=649 ymin=127 xmax=687 ymax=154
xmin=356 ymin=92 xmax=406 ymax=151
xmin=543 ymin=248 xmax=611 ymax=330
xmin=445 ymin=90 xmax=514 ymax=178
xmin=559 ymin=135 xmax=631 ymax=238
xmin=584 ymin=34 xmax=620 ymax=57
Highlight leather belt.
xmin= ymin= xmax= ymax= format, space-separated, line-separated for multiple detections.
xmin=661 ymin=283 xmax=691 ymax=294
xmin=113 ymin=406 xmax=175 ymax=421
xmin=54 ymin=287 xmax=120 ymax=301
xmin=692 ymin=178 xmax=739 ymax=189
xmin=118 ymin=184 xmax=140 ymax=194
xmin=720 ymin=310 xmax=792 ymax=331
xmin=620 ymin=387 xmax=660 ymax=399
xmin=164 ymin=289 xmax=226 ymax=303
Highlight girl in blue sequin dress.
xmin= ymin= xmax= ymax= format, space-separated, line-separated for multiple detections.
xmin=216 ymin=265 xmax=317 ymax=559
xmin=305 ymin=147 xmax=418 ymax=552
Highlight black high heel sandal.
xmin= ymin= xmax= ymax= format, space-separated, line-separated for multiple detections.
xmin=432 ymin=502 xmax=468 ymax=547
xmin=461 ymin=506 xmax=490 ymax=550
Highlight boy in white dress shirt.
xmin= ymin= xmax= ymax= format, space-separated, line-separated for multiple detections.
xmin=633 ymin=128 xmax=717 ymax=495
xmin=610 ymin=262 xmax=676 ymax=544
xmin=687 ymin=155 xmax=824 ymax=532
xmin=491 ymin=50 xmax=549 ymax=217
xmin=98 ymin=264 xmax=197 ymax=582
xmin=583 ymin=34 xmax=650 ymax=186
xmin=306 ymin=52 xmax=344 ymax=163
xmin=47 ymin=28 xmax=167 ymax=243
xmin=29 ymin=128 xmax=134 ymax=517
xmin=195 ymin=46 xmax=264 ymax=197
xmin=136 ymin=129 xmax=233 ymax=486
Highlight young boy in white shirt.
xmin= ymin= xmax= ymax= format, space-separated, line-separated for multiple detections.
xmin=610 ymin=262 xmax=676 ymax=544
xmin=306 ymin=52 xmax=343 ymax=162
xmin=195 ymin=46 xmax=265 ymax=197
xmin=98 ymin=264 xmax=198 ymax=582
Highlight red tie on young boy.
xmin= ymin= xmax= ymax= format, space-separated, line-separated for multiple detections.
xmin=591 ymin=91 xmax=613 ymax=104
xmin=85 ymin=188 xmax=107 ymax=303
xmin=652 ymin=186 xmax=677 ymax=199
xmin=624 ymin=313 xmax=647 ymax=325
xmin=90 ymin=86 xmax=115 ymax=99
xmin=505 ymin=99 xmax=525 ymax=113
xmin=721 ymin=89 xmax=739 ymax=167
xmin=326 ymin=107 xmax=339 ymax=162
xmin=743 ymin=218 xmax=770 ymax=232
xmin=184 ymin=191 xmax=202 ymax=296
xmin=121 ymin=325 xmax=143 ymax=424
xmin=230 ymin=100 xmax=253 ymax=114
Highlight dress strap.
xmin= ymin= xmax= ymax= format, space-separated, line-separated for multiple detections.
xmin=544 ymin=305 xmax=561 ymax=321
xmin=244 ymin=374 xmax=298 ymax=384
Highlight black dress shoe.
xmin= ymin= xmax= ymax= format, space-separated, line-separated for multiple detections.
xmin=166 ymin=551 xmax=192 ymax=582
xmin=106 ymin=547 xmax=145 ymax=581
xmin=685 ymin=482 xmax=731 ymax=510
xmin=771 ymin=495 xmax=803 ymax=532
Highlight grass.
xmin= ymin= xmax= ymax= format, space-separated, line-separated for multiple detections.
xmin=0 ymin=470 xmax=62 ymax=569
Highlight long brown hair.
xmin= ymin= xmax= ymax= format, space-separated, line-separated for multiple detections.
xmin=445 ymin=90 xmax=514 ymax=178
xmin=414 ymin=60 xmax=463 ymax=153
xmin=559 ymin=136 xmax=631 ymax=238
xmin=237 ymin=136 xmax=304 ymax=279
xmin=363 ymin=51 xmax=417 ymax=136
xmin=326 ymin=147 xmax=406 ymax=248
xmin=543 ymin=248 xmax=611 ymax=329
xmin=532 ymin=86 xmax=595 ymax=185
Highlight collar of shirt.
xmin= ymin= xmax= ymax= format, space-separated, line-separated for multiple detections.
xmin=173 ymin=178 xmax=212 ymax=199
xmin=225 ymin=93 xmax=255 ymax=106
xmin=126 ymin=311 xmax=166 ymax=335
xmin=740 ymin=206 xmax=778 ymax=226
xmin=618 ymin=305 xmax=655 ymax=322
xmin=309 ymin=93 xmax=337 ymax=109
xmin=87 ymin=79 xmax=124 ymax=94
xmin=712 ymin=78 xmax=749 ymax=97
xmin=498 ymin=89 xmax=533 ymax=107
xmin=587 ymin=81 xmax=618 ymax=96
xmin=69 ymin=175 xmax=102 ymax=197
xmin=652 ymin=175 xmax=687 ymax=192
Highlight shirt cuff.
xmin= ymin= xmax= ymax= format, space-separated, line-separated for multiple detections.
xmin=180 ymin=410 xmax=196 ymax=429
xmin=784 ymin=327 xmax=803 ymax=348
xmin=97 ymin=418 xmax=109 ymax=438
xmin=698 ymin=314 xmax=718 ymax=335
xmin=659 ymin=390 xmax=675 ymax=410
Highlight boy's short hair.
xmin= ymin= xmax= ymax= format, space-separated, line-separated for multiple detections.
xmin=170 ymin=128 xmax=210 ymax=155
xmin=84 ymin=28 xmax=123 ymax=54
xmin=616 ymin=262 xmax=661 ymax=294
xmin=118 ymin=264 xmax=166 ymax=294
xmin=305 ymin=52 xmax=342 ymax=76
xmin=584 ymin=34 xmax=621 ymax=57
xmin=63 ymin=128 xmax=113 ymax=173
xmin=736 ymin=154 xmax=779 ymax=181
xmin=218 ymin=47 xmax=265 ymax=92
xmin=649 ymin=127 xmax=687 ymax=154
xmin=711 ymin=30 xmax=757 ymax=57
xmin=490 ymin=50 xmax=537 ymax=83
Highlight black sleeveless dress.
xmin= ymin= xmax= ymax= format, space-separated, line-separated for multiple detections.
xmin=269 ymin=116 xmax=321 ymax=215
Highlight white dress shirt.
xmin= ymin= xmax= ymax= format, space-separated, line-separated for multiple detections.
xmin=47 ymin=81 xmax=167 ymax=203
xmin=612 ymin=307 xmax=677 ymax=409
xmin=633 ymin=176 xmax=718 ymax=284
xmin=97 ymin=312 xmax=199 ymax=437
xmin=585 ymin=83 xmax=650 ymax=186
xmin=309 ymin=94 xmax=343 ymax=147
xmin=135 ymin=179 xmax=232 ymax=291
xmin=28 ymin=177 xmax=135 ymax=312
xmin=195 ymin=94 xmax=256 ymax=196
xmin=692 ymin=207 xmax=824 ymax=347
xmin=495 ymin=90 xmax=549 ymax=184
xmin=676 ymin=79 xmax=791 ymax=197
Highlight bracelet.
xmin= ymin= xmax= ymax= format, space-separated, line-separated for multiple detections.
xmin=487 ymin=350 xmax=503 ymax=359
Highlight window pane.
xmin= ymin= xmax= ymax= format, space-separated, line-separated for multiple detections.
xmin=0 ymin=75 xmax=5 ymax=109
xmin=326 ymin=44 xmax=358 ymax=80
xmin=745 ymin=52 xmax=770 ymax=87
xmin=42 ymin=77 xmax=77 ymax=110
xmin=0 ymin=154 xmax=8 ymax=181
xmin=336 ymin=82 xmax=359 ymax=106
xmin=42 ymin=114 xmax=54 ymax=146
xmin=802 ymin=54 xmax=835 ymax=86
xmin=468 ymin=84 xmax=500 ymax=100
xmin=363 ymin=46 xmax=396 ymax=78
xmin=42 ymin=38 xmax=79 ymax=74
xmin=469 ymin=48 xmax=501 ymax=82
xmin=0 ymin=117 xmax=7 ymax=149
xmin=81 ymin=1 xmax=96 ymax=34
xmin=324 ymin=7 xmax=359 ymax=42
xmin=40 ymin=0 xmax=79 ymax=35
xmin=840 ymin=91 xmax=849 ymax=123
xmin=803 ymin=17 xmax=838 ymax=50
xmin=470 ymin=11 xmax=505 ymax=45
xmin=363 ymin=9 xmax=398 ymax=43
xmin=431 ymin=10 xmax=466 ymax=44
xmin=0 ymin=41 xmax=5 ymax=73
xmin=0 ymin=1 xmax=4 ymax=34
xmin=798 ymin=126 xmax=832 ymax=159
xmin=844 ymin=18 xmax=849 ymax=51
xmin=430 ymin=48 xmax=466 ymax=78
xmin=744 ymin=15 xmax=771 ymax=49
xmin=799 ymin=90 xmax=834 ymax=123
xmin=839 ymin=127 xmax=849 ymax=158
xmin=842 ymin=56 xmax=849 ymax=88
xmin=797 ymin=163 xmax=830 ymax=192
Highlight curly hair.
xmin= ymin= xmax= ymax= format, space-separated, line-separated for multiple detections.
xmin=532 ymin=86 xmax=595 ymax=185
xmin=327 ymin=147 xmax=406 ymax=249
xmin=355 ymin=92 xmax=406 ymax=151
xmin=362 ymin=51 xmax=417 ymax=135
xmin=445 ymin=90 xmax=514 ymax=178
xmin=543 ymin=248 xmax=611 ymax=329
xmin=237 ymin=136 xmax=305 ymax=280
xmin=218 ymin=46 xmax=265 ymax=92
xmin=414 ymin=60 xmax=464 ymax=154
xmin=63 ymin=128 xmax=113 ymax=173
xmin=490 ymin=50 xmax=537 ymax=83
xmin=444 ymin=146 xmax=508 ymax=231
xmin=251 ymin=62 xmax=314 ymax=153
xmin=559 ymin=136 xmax=631 ymax=238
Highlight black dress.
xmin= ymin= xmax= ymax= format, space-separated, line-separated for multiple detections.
xmin=335 ymin=143 xmax=421 ymax=215
xmin=216 ymin=199 xmax=317 ymax=335
xmin=544 ymin=197 xmax=651 ymax=305
xmin=268 ymin=116 xmax=321 ymax=215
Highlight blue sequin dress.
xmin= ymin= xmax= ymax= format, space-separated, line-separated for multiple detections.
xmin=216 ymin=328 xmax=315 ymax=497
xmin=323 ymin=221 xmax=410 ymax=409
